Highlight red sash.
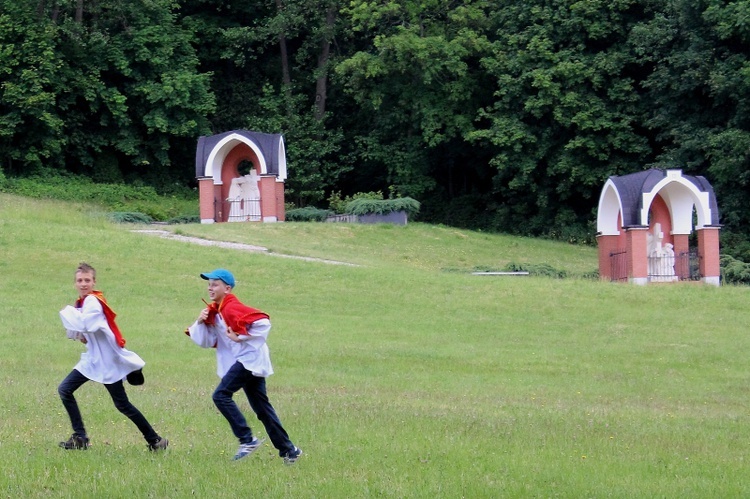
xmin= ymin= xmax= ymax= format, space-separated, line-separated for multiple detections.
xmin=76 ymin=291 xmax=126 ymax=348
xmin=217 ymin=294 xmax=269 ymax=335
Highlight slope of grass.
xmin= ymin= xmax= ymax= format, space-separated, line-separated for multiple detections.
xmin=165 ymin=219 xmax=598 ymax=275
xmin=1 ymin=193 xmax=749 ymax=498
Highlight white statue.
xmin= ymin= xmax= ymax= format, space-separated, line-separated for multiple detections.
xmin=226 ymin=169 xmax=261 ymax=221
xmin=647 ymin=223 xmax=677 ymax=281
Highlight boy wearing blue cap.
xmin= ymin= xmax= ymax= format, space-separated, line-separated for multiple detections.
xmin=185 ymin=268 xmax=302 ymax=464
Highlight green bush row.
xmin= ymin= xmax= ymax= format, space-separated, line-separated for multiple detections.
xmin=286 ymin=207 xmax=333 ymax=222
xmin=721 ymin=255 xmax=750 ymax=285
xmin=345 ymin=197 xmax=421 ymax=216
xmin=0 ymin=169 xmax=198 ymax=221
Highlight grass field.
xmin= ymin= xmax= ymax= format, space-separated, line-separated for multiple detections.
xmin=1 ymin=192 xmax=749 ymax=498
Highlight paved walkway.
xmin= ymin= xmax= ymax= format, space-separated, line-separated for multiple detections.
xmin=132 ymin=229 xmax=359 ymax=266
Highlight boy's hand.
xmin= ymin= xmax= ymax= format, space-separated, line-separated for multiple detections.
xmin=226 ymin=329 xmax=241 ymax=343
xmin=198 ymin=307 xmax=209 ymax=323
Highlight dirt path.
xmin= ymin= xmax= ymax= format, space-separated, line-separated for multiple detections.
xmin=132 ymin=229 xmax=359 ymax=266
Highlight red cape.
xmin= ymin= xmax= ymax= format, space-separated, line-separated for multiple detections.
xmin=206 ymin=293 xmax=269 ymax=335
xmin=76 ymin=291 xmax=126 ymax=348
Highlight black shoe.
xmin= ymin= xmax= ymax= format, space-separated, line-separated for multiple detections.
xmin=127 ymin=369 xmax=144 ymax=386
xmin=148 ymin=437 xmax=169 ymax=451
xmin=59 ymin=434 xmax=90 ymax=450
xmin=283 ymin=446 xmax=302 ymax=465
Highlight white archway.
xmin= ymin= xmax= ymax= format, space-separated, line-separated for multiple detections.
xmin=204 ymin=133 xmax=268 ymax=183
xmin=640 ymin=171 xmax=713 ymax=233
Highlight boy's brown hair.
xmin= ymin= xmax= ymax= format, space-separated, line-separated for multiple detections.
xmin=76 ymin=262 xmax=96 ymax=279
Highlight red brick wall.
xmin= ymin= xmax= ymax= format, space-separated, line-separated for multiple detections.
xmin=597 ymin=234 xmax=621 ymax=280
xmin=626 ymin=228 xmax=648 ymax=281
xmin=198 ymin=178 xmax=215 ymax=222
xmin=259 ymin=175 xmax=277 ymax=221
xmin=697 ymin=227 xmax=720 ymax=279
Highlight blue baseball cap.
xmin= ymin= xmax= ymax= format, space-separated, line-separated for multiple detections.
xmin=200 ymin=269 xmax=235 ymax=288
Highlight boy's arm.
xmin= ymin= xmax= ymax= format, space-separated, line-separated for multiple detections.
xmin=79 ymin=296 xmax=110 ymax=334
xmin=186 ymin=312 xmax=219 ymax=348
xmin=227 ymin=319 xmax=271 ymax=344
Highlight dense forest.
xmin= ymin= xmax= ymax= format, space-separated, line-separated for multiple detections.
xmin=2 ymin=0 xmax=749 ymax=244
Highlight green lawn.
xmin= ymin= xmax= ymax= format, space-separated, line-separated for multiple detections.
xmin=1 ymin=193 xmax=749 ymax=498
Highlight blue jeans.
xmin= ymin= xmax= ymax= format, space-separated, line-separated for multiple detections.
xmin=212 ymin=361 xmax=295 ymax=456
xmin=58 ymin=369 xmax=160 ymax=445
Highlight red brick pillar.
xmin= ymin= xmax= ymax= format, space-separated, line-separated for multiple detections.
xmin=626 ymin=227 xmax=649 ymax=285
xmin=697 ymin=227 xmax=721 ymax=286
xmin=198 ymin=177 xmax=215 ymax=224
xmin=259 ymin=175 xmax=278 ymax=222
xmin=596 ymin=234 xmax=620 ymax=281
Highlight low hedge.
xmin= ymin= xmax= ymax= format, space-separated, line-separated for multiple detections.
xmin=345 ymin=197 xmax=420 ymax=217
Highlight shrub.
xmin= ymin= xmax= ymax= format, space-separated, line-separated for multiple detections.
xmin=167 ymin=215 xmax=200 ymax=224
xmin=107 ymin=212 xmax=154 ymax=224
xmin=345 ymin=197 xmax=420 ymax=217
xmin=328 ymin=190 xmax=384 ymax=214
xmin=286 ymin=207 xmax=333 ymax=222
xmin=2 ymin=168 xmax=197 ymax=221
xmin=721 ymin=254 xmax=750 ymax=285
xmin=503 ymin=262 xmax=568 ymax=278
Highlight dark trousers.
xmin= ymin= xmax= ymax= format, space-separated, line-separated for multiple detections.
xmin=58 ymin=369 xmax=160 ymax=444
xmin=212 ymin=361 xmax=295 ymax=456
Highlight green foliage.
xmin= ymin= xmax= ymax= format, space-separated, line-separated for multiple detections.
xmin=720 ymin=254 xmax=750 ymax=285
xmin=107 ymin=212 xmax=154 ymax=224
xmin=244 ymin=85 xmax=348 ymax=207
xmin=0 ymin=2 xmax=65 ymax=172
xmin=285 ymin=207 xmax=333 ymax=222
xmin=721 ymin=231 xmax=750 ymax=263
xmin=166 ymin=214 xmax=201 ymax=225
xmin=4 ymin=0 xmax=750 ymax=243
xmin=503 ymin=261 xmax=568 ymax=279
xmin=345 ymin=197 xmax=421 ymax=217
xmin=327 ymin=190 xmax=384 ymax=214
xmin=1 ymin=169 xmax=197 ymax=221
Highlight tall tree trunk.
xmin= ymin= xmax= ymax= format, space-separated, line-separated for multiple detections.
xmin=75 ymin=0 xmax=83 ymax=23
xmin=275 ymin=0 xmax=292 ymax=103
xmin=314 ymin=5 xmax=336 ymax=121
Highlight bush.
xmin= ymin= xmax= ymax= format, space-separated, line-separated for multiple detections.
xmin=1 ymin=168 xmax=198 ymax=221
xmin=328 ymin=190 xmax=384 ymax=214
xmin=503 ymin=262 xmax=568 ymax=278
xmin=286 ymin=207 xmax=333 ymax=222
xmin=345 ymin=197 xmax=420 ymax=217
xmin=107 ymin=212 xmax=154 ymax=224
xmin=167 ymin=215 xmax=200 ymax=224
xmin=721 ymin=254 xmax=750 ymax=285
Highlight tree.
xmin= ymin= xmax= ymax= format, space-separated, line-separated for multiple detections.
xmin=468 ymin=0 xmax=652 ymax=235
xmin=0 ymin=1 xmax=65 ymax=173
xmin=336 ymin=0 xmax=494 ymax=202
xmin=632 ymin=0 xmax=750 ymax=231
xmin=50 ymin=0 xmax=215 ymax=187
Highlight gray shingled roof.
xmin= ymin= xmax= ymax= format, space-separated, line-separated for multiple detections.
xmin=609 ymin=168 xmax=720 ymax=227
xmin=195 ymin=130 xmax=284 ymax=178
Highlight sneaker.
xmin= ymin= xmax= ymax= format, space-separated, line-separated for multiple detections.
xmin=283 ymin=446 xmax=302 ymax=465
xmin=127 ymin=369 xmax=144 ymax=386
xmin=232 ymin=437 xmax=264 ymax=461
xmin=148 ymin=437 xmax=169 ymax=451
xmin=59 ymin=434 xmax=90 ymax=450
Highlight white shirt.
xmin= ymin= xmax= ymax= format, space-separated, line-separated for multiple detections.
xmin=59 ymin=295 xmax=145 ymax=384
xmin=187 ymin=315 xmax=273 ymax=378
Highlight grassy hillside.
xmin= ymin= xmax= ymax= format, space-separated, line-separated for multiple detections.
xmin=1 ymin=193 xmax=749 ymax=497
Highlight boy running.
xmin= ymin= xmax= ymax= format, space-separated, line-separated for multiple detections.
xmin=185 ymin=268 xmax=301 ymax=464
xmin=57 ymin=262 xmax=168 ymax=451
